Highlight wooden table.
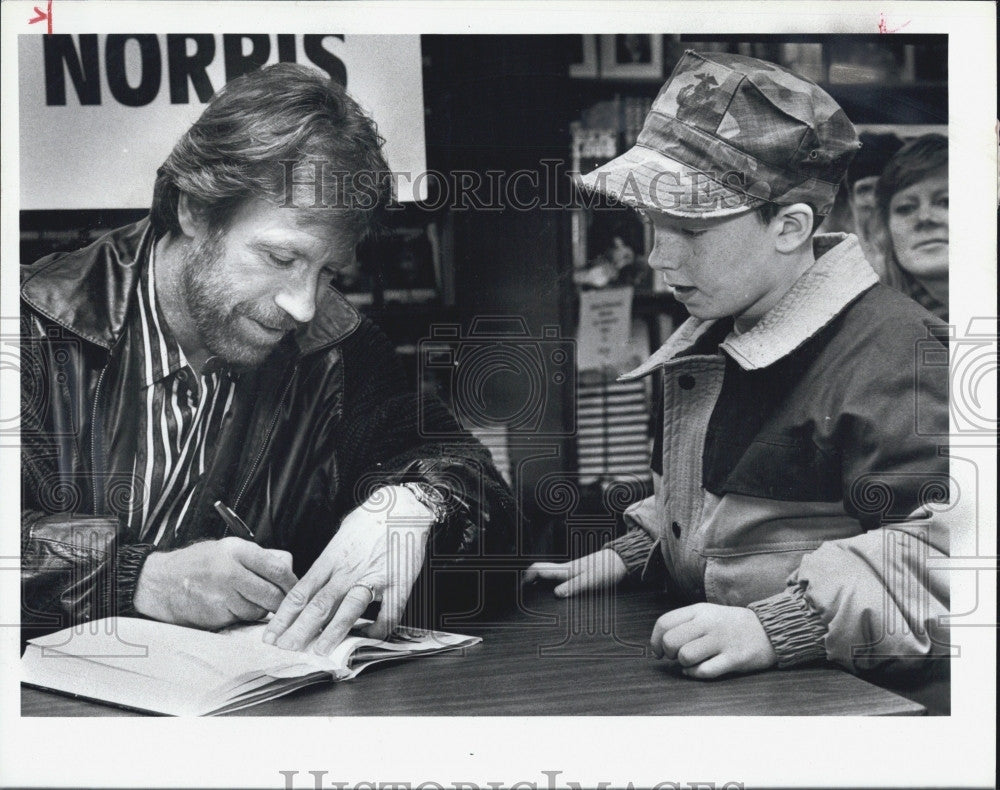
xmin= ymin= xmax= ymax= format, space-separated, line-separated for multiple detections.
xmin=22 ymin=584 xmax=926 ymax=716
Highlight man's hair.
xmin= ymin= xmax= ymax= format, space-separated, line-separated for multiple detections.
xmin=874 ymin=133 xmax=948 ymax=225
xmin=150 ymin=63 xmax=392 ymax=241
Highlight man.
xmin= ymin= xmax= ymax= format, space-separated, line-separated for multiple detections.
xmin=527 ymin=51 xmax=950 ymax=679
xmin=844 ymin=131 xmax=904 ymax=269
xmin=21 ymin=63 xmax=514 ymax=655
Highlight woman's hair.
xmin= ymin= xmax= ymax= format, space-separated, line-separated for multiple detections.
xmin=150 ymin=63 xmax=393 ymax=241
xmin=873 ymin=133 xmax=948 ymax=289
xmin=875 ymin=133 xmax=948 ymax=227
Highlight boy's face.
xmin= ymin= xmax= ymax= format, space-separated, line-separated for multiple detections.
xmin=644 ymin=209 xmax=791 ymax=328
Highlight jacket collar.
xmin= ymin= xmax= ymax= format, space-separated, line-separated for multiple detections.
xmin=20 ymin=218 xmax=362 ymax=355
xmin=619 ymin=233 xmax=878 ymax=380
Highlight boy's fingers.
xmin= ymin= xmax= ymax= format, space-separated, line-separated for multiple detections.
xmin=675 ymin=635 xmax=718 ymax=668
xmin=554 ymin=569 xmax=601 ymax=598
xmin=650 ymin=607 xmax=698 ymax=658
xmin=523 ymin=563 xmax=571 ymax=584
xmin=525 ymin=552 xmax=619 ymax=586
xmin=683 ymin=654 xmax=732 ymax=680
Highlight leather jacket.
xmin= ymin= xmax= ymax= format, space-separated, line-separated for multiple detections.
xmin=20 ymin=220 xmax=516 ymax=637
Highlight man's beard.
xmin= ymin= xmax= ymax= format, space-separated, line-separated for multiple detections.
xmin=179 ymin=232 xmax=300 ymax=370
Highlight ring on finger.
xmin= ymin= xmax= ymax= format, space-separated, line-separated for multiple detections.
xmin=351 ymin=581 xmax=379 ymax=605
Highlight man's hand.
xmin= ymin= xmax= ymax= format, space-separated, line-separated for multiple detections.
xmin=650 ymin=602 xmax=777 ymax=679
xmin=523 ymin=549 xmax=627 ymax=597
xmin=133 ymin=537 xmax=297 ymax=630
xmin=264 ymin=485 xmax=434 ymax=655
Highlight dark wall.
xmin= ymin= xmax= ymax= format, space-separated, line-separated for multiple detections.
xmin=422 ymin=36 xmax=581 ymax=544
xmin=423 ymin=35 xmax=575 ymax=322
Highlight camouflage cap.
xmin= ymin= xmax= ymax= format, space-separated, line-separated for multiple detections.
xmin=578 ymin=50 xmax=861 ymax=218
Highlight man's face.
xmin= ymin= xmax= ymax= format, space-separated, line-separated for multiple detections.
xmin=644 ymin=209 xmax=790 ymax=327
xmin=180 ymin=198 xmax=354 ymax=368
xmin=848 ymin=175 xmax=879 ymax=235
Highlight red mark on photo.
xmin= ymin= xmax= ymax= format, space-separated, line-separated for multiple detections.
xmin=28 ymin=0 xmax=53 ymax=34
xmin=878 ymin=12 xmax=911 ymax=34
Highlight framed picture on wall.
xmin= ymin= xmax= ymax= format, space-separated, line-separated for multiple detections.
xmin=568 ymin=34 xmax=599 ymax=78
xmin=600 ymin=34 xmax=663 ymax=79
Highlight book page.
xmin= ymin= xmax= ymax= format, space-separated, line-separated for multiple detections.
xmin=28 ymin=617 xmax=481 ymax=684
xmin=27 ymin=618 xmax=341 ymax=683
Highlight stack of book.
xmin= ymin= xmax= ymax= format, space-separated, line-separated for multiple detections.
xmin=575 ymin=378 xmax=652 ymax=484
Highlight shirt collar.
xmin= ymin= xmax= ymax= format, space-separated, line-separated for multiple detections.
xmin=139 ymin=248 xmax=197 ymax=388
xmin=619 ymin=233 xmax=878 ymax=380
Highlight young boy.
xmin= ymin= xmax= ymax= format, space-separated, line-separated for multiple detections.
xmin=526 ymin=51 xmax=950 ymax=679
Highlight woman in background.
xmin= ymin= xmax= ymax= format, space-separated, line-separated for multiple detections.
xmin=874 ymin=133 xmax=949 ymax=321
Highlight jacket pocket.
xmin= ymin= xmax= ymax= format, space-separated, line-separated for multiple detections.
xmin=703 ymin=548 xmax=820 ymax=607
xmin=22 ymin=516 xmax=121 ymax=627
xmin=708 ymin=435 xmax=842 ymax=503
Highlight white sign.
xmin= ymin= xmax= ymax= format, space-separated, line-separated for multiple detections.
xmin=576 ymin=285 xmax=634 ymax=372
xmin=18 ymin=34 xmax=427 ymax=208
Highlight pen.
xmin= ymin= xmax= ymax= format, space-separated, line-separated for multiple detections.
xmin=214 ymin=500 xmax=255 ymax=539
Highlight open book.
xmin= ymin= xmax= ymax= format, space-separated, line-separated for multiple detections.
xmin=22 ymin=617 xmax=481 ymax=716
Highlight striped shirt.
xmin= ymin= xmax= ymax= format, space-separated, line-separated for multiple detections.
xmin=127 ymin=251 xmax=237 ymax=544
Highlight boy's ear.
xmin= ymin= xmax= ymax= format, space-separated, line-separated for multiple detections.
xmin=176 ymin=193 xmax=209 ymax=241
xmin=773 ymin=203 xmax=815 ymax=253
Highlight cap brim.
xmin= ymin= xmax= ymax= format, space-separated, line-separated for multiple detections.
xmin=577 ymin=144 xmax=765 ymax=218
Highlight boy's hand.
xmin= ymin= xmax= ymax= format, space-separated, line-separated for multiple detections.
xmin=650 ymin=602 xmax=777 ymax=679
xmin=523 ymin=550 xmax=626 ymax=597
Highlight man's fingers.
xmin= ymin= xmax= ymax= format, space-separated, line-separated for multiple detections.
xmin=237 ymin=545 xmax=298 ymax=594
xmin=312 ymin=585 xmax=375 ymax=655
xmin=233 ymin=569 xmax=287 ymax=614
xmin=360 ymin=579 xmax=409 ymax=641
xmin=357 ymin=526 xmax=423 ymax=639
xmin=264 ymin=567 xmax=330 ymax=645
xmin=229 ymin=591 xmax=270 ymax=623
xmin=650 ymin=607 xmax=699 ymax=658
xmin=273 ymin=580 xmax=351 ymax=651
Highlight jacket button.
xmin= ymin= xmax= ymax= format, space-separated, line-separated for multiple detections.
xmin=671 ymin=521 xmax=681 ymax=538
xmin=678 ymin=374 xmax=695 ymax=390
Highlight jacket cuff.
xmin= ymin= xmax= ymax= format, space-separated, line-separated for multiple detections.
xmin=112 ymin=544 xmax=157 ymax=617
xmin=604 ymin=528 xmax=656 ymax=577
xmin=748 ymin=584 xmax=828 ymax=668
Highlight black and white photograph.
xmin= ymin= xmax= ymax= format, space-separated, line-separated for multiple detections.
xmin=600 ymin=33 xmax=664 ymax=79
xmin=568 ymin=34 xmax=599 ymax=79
xmin=1 ymin=2 xmax=996 ymax=789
